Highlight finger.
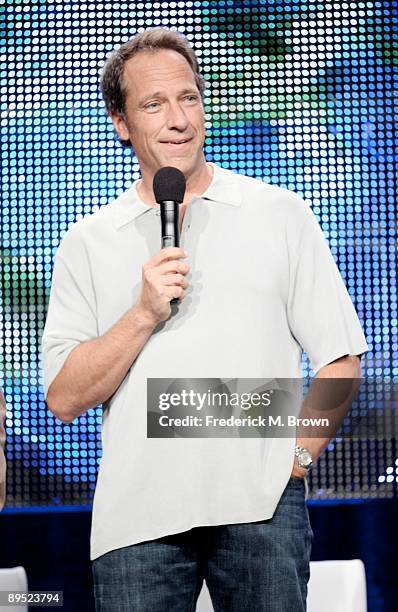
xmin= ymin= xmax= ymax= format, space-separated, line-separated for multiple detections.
xmin=162 ymin=273 xmax=189 ymax=288
xmin=158 ymin=260 xmax=190 ymax=275
xmin=149 ymin=247 xmax=188 ymax=267
xmin=167 ymin=285 xmax=185 ymax=301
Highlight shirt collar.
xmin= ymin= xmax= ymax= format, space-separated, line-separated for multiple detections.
xmin=112 ymin=162 xmax=242 ymax=229
xmin=199 ymin=162 xmax=242 ymax=207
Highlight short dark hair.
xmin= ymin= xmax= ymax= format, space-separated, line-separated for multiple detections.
xmin=100 ymin=27 xmax=206 ymax=148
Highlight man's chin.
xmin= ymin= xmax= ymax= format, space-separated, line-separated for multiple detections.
xmin=159 ymin=156 xmax=196 ymax=175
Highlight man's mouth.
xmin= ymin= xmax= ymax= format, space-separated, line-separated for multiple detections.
xmin=160 ymin=138 xmax=193 ymax=145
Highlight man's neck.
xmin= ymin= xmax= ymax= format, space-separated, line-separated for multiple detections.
xmin=137 ymin=161 xmax=213 ymax=207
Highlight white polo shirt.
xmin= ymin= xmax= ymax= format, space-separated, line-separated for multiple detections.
xmin=41 ymin=162 xmax=368 ymax=560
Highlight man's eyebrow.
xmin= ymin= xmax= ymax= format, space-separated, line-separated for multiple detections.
xmin=139 ymin=91 xmax=164 ymax=105
xmin=139 ymin=88 xmax=199 ymax=106
xmin=178 ymin=88 xmax=200 ymax=96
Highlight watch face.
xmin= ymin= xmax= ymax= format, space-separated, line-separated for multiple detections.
xmin=299 ymin=449 xmax=312 ymax=468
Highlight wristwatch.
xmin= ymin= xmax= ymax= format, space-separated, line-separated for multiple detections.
xmin=294 ymin=446 xmax=313 ymax=470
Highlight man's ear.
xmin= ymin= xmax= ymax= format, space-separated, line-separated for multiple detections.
xmin=110 ymin=112 xmax=131 ymax=142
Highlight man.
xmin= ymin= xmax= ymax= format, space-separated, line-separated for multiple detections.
xmin=0 ymin=392 xmax=6 ymax=511
xmin=42 ymin=28 xmax=368 ymax=611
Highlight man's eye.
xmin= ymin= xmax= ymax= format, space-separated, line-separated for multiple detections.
xmin=185 ymin=95 xmax=198 ymax=102
xmin=145 ymin=102 xmax=160 ymax=110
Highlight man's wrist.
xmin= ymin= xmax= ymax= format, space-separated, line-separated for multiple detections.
xmin=131 ymin=304 xmax=159 ymax=331
xmin=291 ymin=463 xmax=309 ymax=479
xmin=291 ymin=444 xmax=314 ymax=478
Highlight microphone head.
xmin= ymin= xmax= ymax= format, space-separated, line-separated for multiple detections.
xmin=153 ymin=167 xmax=186 ymax=204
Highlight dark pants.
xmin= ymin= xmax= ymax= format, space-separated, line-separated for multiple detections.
xmin=92 ymin=477 xmax=313 ymax=612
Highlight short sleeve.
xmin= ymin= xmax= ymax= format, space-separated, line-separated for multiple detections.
xmin=41 ymin=225 xmax=98 ymax=399
xmin=286 ymin=203 xmax=369 ymax=374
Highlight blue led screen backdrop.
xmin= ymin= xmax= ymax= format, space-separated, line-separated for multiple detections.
xmin=1 ymin=0 xmax=397 ymax=506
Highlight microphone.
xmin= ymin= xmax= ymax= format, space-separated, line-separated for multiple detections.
xmin=153 ymin=167 xmax=186 ymax=304
xmin=153 ymin=166 xmax=186 ymax=249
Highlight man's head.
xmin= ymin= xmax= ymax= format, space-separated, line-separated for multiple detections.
xmin=100 ymin=28 xmax=208 ymax=183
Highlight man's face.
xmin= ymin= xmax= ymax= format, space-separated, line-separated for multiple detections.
xmin=111 ymin=49 xmax=206 ymax=181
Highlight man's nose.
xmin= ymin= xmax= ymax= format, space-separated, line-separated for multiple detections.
xmin=166 ymin=101 xmax=189 ymax=131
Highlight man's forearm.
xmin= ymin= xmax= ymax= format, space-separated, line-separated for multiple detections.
xmin=46 ymin=305 xmax=157 ymax=423
xmin=293 ymin=355 xmax=362 ymax=477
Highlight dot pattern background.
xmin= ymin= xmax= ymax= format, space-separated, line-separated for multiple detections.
xmin=1 ymin=0 xmax=397 ymax=506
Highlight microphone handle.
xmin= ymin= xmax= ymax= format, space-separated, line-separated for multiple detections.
xmin=160 ymin=200 xmax=180 ymax=303
xmin=160 ymin=200 xmax=180 ymax=248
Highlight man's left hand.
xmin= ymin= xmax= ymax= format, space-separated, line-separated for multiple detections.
xmin=290 ymin=462 xmax=308 ymax=479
